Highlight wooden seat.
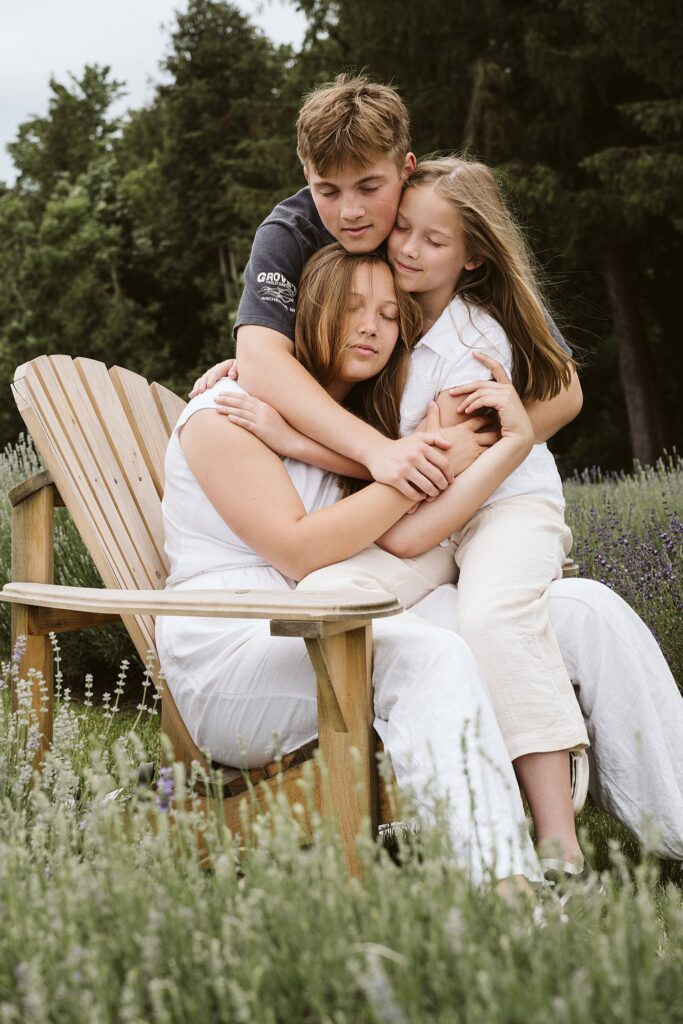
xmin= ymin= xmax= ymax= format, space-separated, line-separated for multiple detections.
xmin=1 ymin=355 xmax=403 ymax=875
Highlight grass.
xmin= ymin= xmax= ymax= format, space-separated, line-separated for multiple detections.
xmin=0 ymin=440 xmax=681 ymax=1020
xmin=0 ymin=672 xmax=682 ymax=1023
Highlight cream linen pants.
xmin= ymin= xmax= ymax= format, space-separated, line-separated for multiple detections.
xmin=301 ymin=498 xmax=589 ymax=763
xmin=450 ymin=495 xmax=588 ymax=761
xmin=299 ymin=550 xmax=683 ymax=860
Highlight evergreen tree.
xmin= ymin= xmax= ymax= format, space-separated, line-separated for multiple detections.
xmin=293 ymin=0 xmax=683 ymax=468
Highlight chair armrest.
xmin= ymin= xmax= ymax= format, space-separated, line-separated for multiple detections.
xmin=0 ymin=582 xmax=402 ymax=622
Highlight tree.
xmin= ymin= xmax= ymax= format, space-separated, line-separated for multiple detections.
xmin=292 ymin=0 xmax=683 ymax=468
xmin=117 ymin=0 xmax=301 ymax=377
xmin=8 ymin=66 xmax=124 ymax=204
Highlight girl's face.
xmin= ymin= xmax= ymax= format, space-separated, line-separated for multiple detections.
xmin=387 ymin=184 xmax=480 ymax=311
xmin=331 ymin=261 xmax=400 ymax=397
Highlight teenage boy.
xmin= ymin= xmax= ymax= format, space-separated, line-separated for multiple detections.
xmin=191 ymin=75 xmax=583 ymax=500
xmin=186 ymin=75 xmax=683 ymax=862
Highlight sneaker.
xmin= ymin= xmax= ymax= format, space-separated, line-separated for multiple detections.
xmin=570 ymin=749 xmax=589 ymax=814
xmin=541 ymin=856 xmax=605 ymax=905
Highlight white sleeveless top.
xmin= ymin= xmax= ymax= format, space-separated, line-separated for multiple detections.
xmin=162 ymin=380 xmax=342 ymax=588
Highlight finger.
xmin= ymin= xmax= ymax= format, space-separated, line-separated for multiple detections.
xmin=214 ymin=401 xmax=245 ymax=416
xmin=448 ymin=380 xmax=491 ymax=395
xmin=412 ymin=459 xmax=449 ymax=494
xmin=456 ymin=389 xmax=497 ymax=414
xmin=228 ymin=366 xmax=239 ymax=379
xmin=425 ymin=401 xmax=441 ymax=433
xmin=227 ymin=415 xmax=255 ymax=431
xmin=396 ymin=479 xmax=426 ymax=502
xmin=189 ymin=377 xmax=206 ymax=397
xmin=457 ymin=415 xmax=489 ymax=432
xmin=409 ymin=471 xmax=440 ymax=498
xmin=422 ymin=446 xmax=455 ymax=484
xmin=420 ymin=432 xmax=452 ymax=451
xmin=460 ymin=396 xmax=497 ymax=416
xmin=472 ymin=351 xmax=510 ymax=384
xmin=214 ymin=394 xmax=248 ymax=408
xmin=475 ymin=430 xmax=500 ymax=447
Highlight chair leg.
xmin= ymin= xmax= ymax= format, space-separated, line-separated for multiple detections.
xmin=11 ymin=485 xmax=55 ymax=765
xmin=307 ymin=623 xmax=377 ymax=876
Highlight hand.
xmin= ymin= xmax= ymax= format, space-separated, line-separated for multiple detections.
xmin=212 ymin=392 xmax=299 ymax=457
xmin=189 ymin=359 xmax=238 ymax=397
xmin=367 ymin=414 xmax=454 ymax=501
xmin=439 ymin=415 xmax=501 ymax=476
xmin=448 ymin=352 xmax=534 ymax=448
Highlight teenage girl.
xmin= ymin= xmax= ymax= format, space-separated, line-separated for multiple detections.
xmin=216 ymin=158 xmax=590 ymax=878
xmin=157 ymin=244 xmax=544 ymax=888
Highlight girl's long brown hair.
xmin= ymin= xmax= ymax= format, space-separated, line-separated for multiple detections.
xmin=408 ymin=158 xmax=572 ymax=401
xmin=295 ymin=243 xmax=422 ymax=493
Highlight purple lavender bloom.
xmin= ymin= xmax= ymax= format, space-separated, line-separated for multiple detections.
xmin=156 ymin=766 xmax=175 ymax=813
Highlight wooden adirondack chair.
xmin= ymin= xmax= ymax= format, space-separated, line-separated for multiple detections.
xmin=1 ymin=355 xmax=403 ymax=875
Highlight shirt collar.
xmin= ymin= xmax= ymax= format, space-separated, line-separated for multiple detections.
xmin=414 ymin=298 xmax=461 ymax=357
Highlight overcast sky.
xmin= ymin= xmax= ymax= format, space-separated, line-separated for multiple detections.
xmin=0 ymin=0 xmax=308 ymax=184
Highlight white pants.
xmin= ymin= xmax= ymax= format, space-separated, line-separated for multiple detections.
xmin=157 ymin=570 xmax=540 ymax=884
xmin=301 ymin=552 xmax=683 ymax=860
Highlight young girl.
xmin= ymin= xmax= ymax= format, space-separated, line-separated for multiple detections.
xmin=217 ymin=158 xmax=590 ymax=879
xmin=383 ymin=157 xmax=589 ymax=876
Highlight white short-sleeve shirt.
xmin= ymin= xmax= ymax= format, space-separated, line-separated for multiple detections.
xmin=399 ymin=296 xmax=564 ymax=509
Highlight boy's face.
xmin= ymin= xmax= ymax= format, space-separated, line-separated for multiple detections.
xmin=305 ymin=153 xmax=416 ymax=254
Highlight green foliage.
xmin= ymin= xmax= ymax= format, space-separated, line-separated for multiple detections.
xmin=0 ymin=668 xmax=682 ymax=1021
xmin=7 ymin=65 xmax=124 ymax=200
xmin=0 ymin=2 xmax=306 ymax=444
xmin=292 ymin=0 xmax=683 ymax=470
xmin=565 ymin=455 xmax=683 ymax=684
xmin=0 ymin=435 xmax=139 ymax=675
xmin=0 ymin=0 xmax=681 ymax=470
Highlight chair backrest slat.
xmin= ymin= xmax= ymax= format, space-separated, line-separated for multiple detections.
xmin=109 ymin=366 xmax=171 ymax=497
xmin=74 ymin=357 xmax=167 ymax=569
xmin=11 ymin=355 xmax=180 ymax=664
xmin=150 ymin=382 xmax=186 ymax=439
xmin=32 ymin=356 xmax=166 ymax=590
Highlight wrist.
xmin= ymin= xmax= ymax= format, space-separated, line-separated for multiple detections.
xmin=350 ymin=421 xmax=385 ymax=466
xmin=282 ymin=428 xmax=305 ymax=460
xmin=501 ymin=432 xmax=533 ymax=460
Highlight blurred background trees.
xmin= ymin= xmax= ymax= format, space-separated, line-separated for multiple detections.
xmin=0 ymin=0 xmax=681 ymax=472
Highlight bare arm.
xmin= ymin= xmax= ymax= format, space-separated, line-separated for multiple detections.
xmin=180 ymin=409 xmax=413 ymax=581
xmin=235 ymin=325 xmax=456 ymax=501
xmin=446 ymin=363 xmax=582 ymax=444
xmin=208 ymin=389 xmax=372 ymax=478
xmin=523 ymin=365 xmax=583 ymax=443
xmin=378 ymin=355 xmax=534 ymax=558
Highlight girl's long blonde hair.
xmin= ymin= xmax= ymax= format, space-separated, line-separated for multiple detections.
xmin=295 ymin=243 xmax=422 ymax=493
xmin=408 ymin=157 xmax=572 ymax=401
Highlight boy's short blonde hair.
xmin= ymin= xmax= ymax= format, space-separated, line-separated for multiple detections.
xmin=296 ymin=74 xmax=411 ymax=175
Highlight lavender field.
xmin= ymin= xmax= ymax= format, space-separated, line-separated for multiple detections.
xmin=1 ymin=437 xmax=681 ymax=692
xmin=0 ymin=441 xmax=681 ymax=1021
xmin=565 ymin=455 xmax=683 ymax=689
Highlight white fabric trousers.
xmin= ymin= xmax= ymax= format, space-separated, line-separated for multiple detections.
xmin=302 ymin=551 xmax=683 ymax=860
xmin=157 ymin=570 xmax=540 ymax=886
